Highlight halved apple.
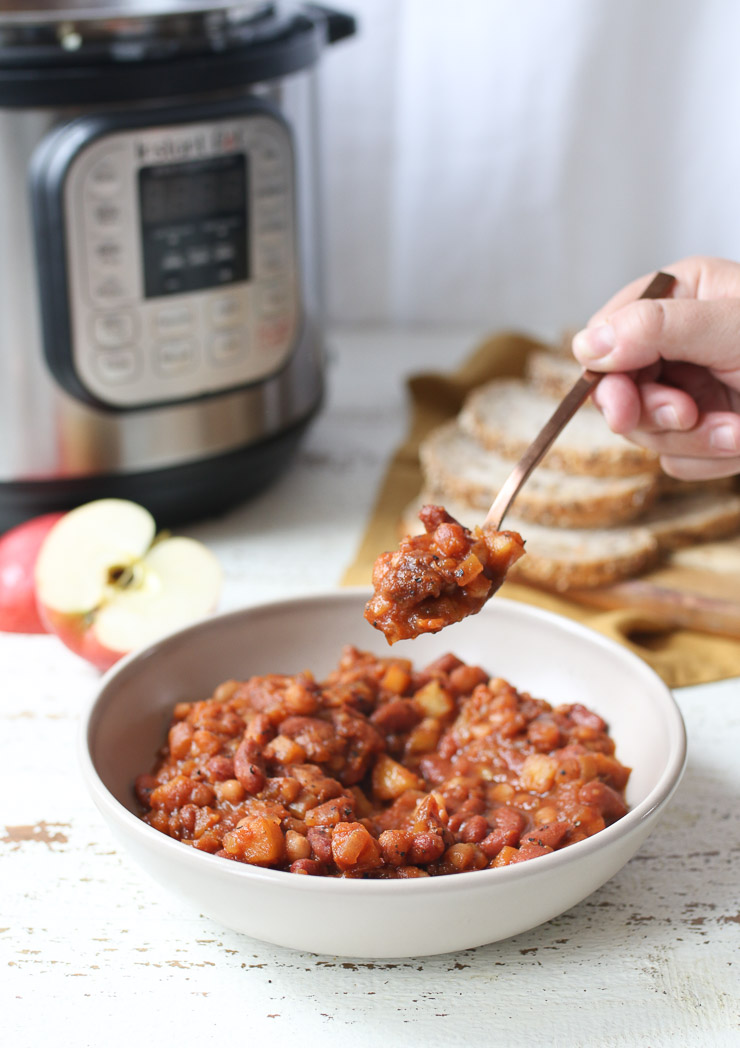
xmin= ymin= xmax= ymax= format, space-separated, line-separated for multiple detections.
xmin=35 ymin=498 xmax=222 ymax=671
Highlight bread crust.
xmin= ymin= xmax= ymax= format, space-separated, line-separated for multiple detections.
xmin=525 ymin=347 xmax=583 ymax=399
xmin=459 ymin=378 xmax=660 ymax=478
xmin=420 ymin=420 xmax=659 ymax=528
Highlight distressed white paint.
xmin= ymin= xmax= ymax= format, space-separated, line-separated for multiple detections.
xmin=2 ymin=329 xmax=739 ymax=1048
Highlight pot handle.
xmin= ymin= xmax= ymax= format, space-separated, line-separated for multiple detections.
xmin=304 ymin=4 xmax=357 ymax=45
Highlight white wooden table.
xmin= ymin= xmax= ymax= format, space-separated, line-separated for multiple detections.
xmin=3 ymin=329 xmax=739 ymax=1048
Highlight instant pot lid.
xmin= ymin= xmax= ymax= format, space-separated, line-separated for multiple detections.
xmin=0 ymin=1 xmax=356 ymax=105
xmin=0 ymin=1 xmax=290 ymax=62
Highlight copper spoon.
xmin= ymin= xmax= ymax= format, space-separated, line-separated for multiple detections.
xmin=483 ymin=270 xmax=677 ymax=531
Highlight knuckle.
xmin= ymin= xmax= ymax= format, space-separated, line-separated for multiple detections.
xmin=631 ymin=299 xmax=668 ymax=344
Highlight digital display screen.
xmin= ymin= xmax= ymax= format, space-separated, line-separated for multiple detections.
xmin=138 ymin=154 xmax=248 ymax=299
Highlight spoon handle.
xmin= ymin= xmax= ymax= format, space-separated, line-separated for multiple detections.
xmin=484 ymin=270 xmax=677 ymax=531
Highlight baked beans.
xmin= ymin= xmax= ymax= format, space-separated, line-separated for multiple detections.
xmin=135 ymin=646 xmax=629 ymax=878
xmin=365 ymin=504 xmax=525 ymax=643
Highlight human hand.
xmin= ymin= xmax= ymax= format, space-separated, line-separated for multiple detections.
xmin=571 ymin=256 xmax=740 ymax=480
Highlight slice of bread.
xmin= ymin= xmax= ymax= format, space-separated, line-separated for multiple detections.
xmin=671 ymin=537 xmax=740 ymax=574
xmin=419 ymin=420 xmax=659 ymax=528
xmin=400 ymin=493 xmax=660 ymax=591
xmin=525 ymin=347 xmax=584 ymax=399
xmin=459 ymin=378 xmax=659 ymax=477
xmin=642 ymin=492 xmax=740 ymax=551
xmin=657 ymin=473 xmax=736 ymax=497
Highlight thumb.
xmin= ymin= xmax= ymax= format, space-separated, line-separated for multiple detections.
xmin=572 ymin=297 xmax=740 ymax=378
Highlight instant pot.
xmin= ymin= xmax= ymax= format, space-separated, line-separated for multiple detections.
xmin=0 ymin=0 xmax=355 ymax=528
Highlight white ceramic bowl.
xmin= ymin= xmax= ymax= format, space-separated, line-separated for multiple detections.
xmin=80 ymin=590 xmax=686 ymax=958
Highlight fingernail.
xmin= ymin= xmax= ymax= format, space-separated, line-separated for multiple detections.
xmin=653 ymin=406 xmax=680 ymax=430
xmin=572 ymin=323 xmax=617 ymax=361
xmin=710 ymin=424 xmax=738 ymax=451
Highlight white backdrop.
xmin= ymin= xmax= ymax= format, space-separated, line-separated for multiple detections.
xmin=317 ymin=0 xmax=740 ymax=338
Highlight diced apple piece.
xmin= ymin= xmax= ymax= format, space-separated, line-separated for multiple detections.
xmin=413 ymin=679 xmax=455 ymax=718
xmin=372 ymin=754 xmax=423 ymax=801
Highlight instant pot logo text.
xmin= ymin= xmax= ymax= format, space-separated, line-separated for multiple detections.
xmin=135 ymin=127 xmax=247 ymax=164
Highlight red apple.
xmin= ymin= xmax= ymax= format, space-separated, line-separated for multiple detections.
xmin=35 ymin=498 xmax=222 ymax=671
xmin=0 ymin=512 xmax=65 ymax=633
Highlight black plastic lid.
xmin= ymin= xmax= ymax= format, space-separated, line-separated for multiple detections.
xmin=0 ymin=1 xmax=356 ymax=106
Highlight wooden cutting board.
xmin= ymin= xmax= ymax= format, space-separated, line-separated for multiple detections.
xmin=567 ymin=539 xmax=740 ymax=638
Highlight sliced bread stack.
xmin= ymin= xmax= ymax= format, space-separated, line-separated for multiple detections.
xmin=406 ymin=344 xmax=740 ymax=591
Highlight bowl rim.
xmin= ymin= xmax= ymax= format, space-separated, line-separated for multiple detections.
xmin=79 ymin=588 xmax=688 ymax=896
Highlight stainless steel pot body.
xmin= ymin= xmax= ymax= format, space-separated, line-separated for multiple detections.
xmin=0 ymin=72 xmax=324 ymax=488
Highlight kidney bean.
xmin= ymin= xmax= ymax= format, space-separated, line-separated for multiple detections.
xmin=407 ymin=831 xmax=446 ymax=865
xmin=418 ymin=754 xmax=453 ymax=786
xmin=567 ymin=703 xmax=607 ymax=733
xmin=279 ymin=716 xmax=336 ymax=763
xmin=459 ymin=815 xmax=489 ymax=843
xmin=578 ymin=780 xmax=628 ymax=821
xmin=376 ymin=829 xmax=410 ymax=867
xmin=244 ymin=713 xmax=274 ymax=747
xmin=289 ymin=859 xmax=325 ymax=875
xmin=520 ymin=821 xmax=569 ymax=850
xmin=528 ymin=717 xmax=563 ymax=752
xmin=307 ymin=826 xmax=333 ymax=864
xmin=205 ymin=755 xmax=235 ymax=782
xmin=233 ymin=738 xmax=265 ymax=795
xmin=134 ymin=774 xmax=157 ymax=807
xmin=371 ymin=698 xmax=421 ymax=734
xmin=447 ymin=663 xmax=488 ymax=696
xmin=516 ymin=841 xmax=554 ymax=861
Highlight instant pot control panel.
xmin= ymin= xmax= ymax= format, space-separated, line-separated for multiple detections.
xmin=32 ymin=101 xmax=301 ymax=410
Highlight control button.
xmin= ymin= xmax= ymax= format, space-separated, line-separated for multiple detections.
xmin=259 ymin=283 xmax=289 ymax=318
xmin=90 ymin=202 xmax=122 ymax=229
xmin=255 ymin=183 xmax=289 ymax=201
xmin=92 ymin=240 xmax=124 ymax=267
xmin=92 ymin=311 xmax=136 ymax=348
xmin=255 ymin=195 xmax=288 ymax=234
xmin=93 ymin=348 xmax=139 ymax=384
xmin=154 ymin=339 xmax=197 ymax=376
xmin=256 ymin=317 xmax=292 ymax=353
xmin=255 ymin=135 xmax=286 ymax=178
xmin=154 ymin=305 xmax=194 ymax=338
xmin=210 ymin=331 xmax=246 ymax=366
xmin=255 ymin=233 xmax=289 ymax=278
xmin=209 ymin=294 xmax=245 ymax=330
xmin=90 ymin=275 xmax=129 ymax=304
xmin=88 ymin=160 xmax=120 ymax=195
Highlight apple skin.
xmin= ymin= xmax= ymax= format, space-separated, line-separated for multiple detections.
xmin=36 ymin=604 xmax=124 ymax=673
xmin=0 ymin=513 xmax=65 ymax=633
